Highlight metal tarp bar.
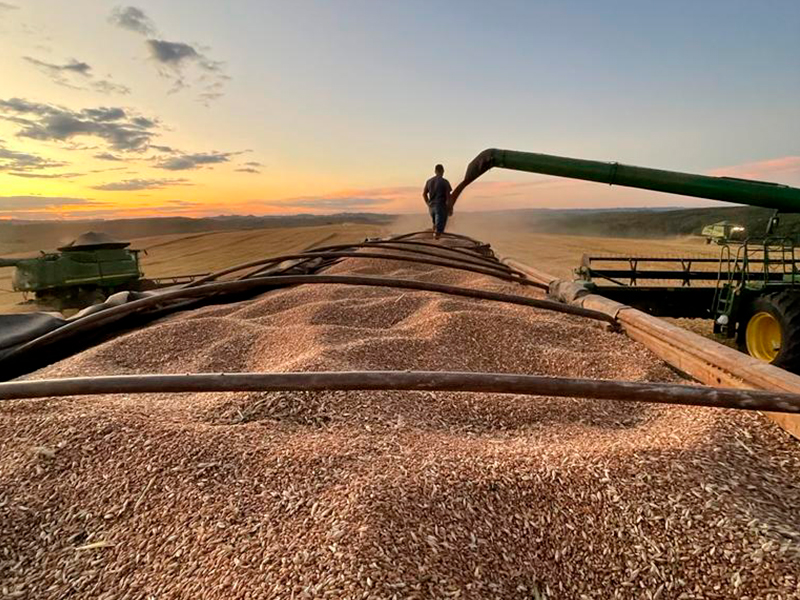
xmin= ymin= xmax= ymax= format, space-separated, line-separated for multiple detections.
xmin=3 ymin=371 xmax=800 ymax=413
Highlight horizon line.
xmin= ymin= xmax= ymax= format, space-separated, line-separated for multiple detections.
xmin=0 ymin=204 xmax=757 ymax=223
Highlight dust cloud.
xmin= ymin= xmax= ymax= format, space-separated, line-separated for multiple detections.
xmin=391 ymin=208 xmax=717 ymax=279
xmin=391 ymin=210 xmax=539 ymax=257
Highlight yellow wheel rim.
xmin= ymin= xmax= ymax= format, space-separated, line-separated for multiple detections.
xmin=746 ymin=311 xmax=782 ymax=362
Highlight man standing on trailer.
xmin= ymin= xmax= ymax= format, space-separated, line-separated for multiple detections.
xmin=423 ymin=163 xmax=452 ymax=240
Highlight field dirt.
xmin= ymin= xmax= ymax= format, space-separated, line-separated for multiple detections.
xmin=1 ymin=238 xmax=799 ymax=598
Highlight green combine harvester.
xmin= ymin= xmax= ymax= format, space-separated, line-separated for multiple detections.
xmin=701 ymin=220 xmax=746 ymax=244
xmin=0 ymin=232 xmax=142 ymax=309
xmin=0 ymin=232 xmax=204 ymax=310
xmin=451 ymin=149 xmax=800 ymax=370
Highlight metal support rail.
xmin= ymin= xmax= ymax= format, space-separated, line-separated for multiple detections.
xmin=583 ymin=256 xmax=797 ymax=264
xmin=583 ymin=270 xmax=791 ymax=283
xmin=391 ymin=231 xmax=486 ymax=246
xmin=304 ymin=241 xmax=516 ymax=272
xmin=240 ymin=250 xmax=526 ymax=283
xmin=3 ymin=371 xmax=800 ymax=413
xmin=147 ymin=273 xmax=211 ymax=286
xmin=505 ymin=257 xmax=800 ymax=439
xmin=187 ymin=245 xmax=530 ymax=288
xmin=581 ymin=253 xmax=800 ymax=287
xmin=295 ymin=237 xmax=519 ymax=277
xmin=356 ymin=239 xmax=500 ymax=261
xmin=221 ymin=250 xmax=541 ymax=288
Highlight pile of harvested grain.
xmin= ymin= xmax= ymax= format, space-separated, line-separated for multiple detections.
xmin=1 ymin=242 xmax=800 ymax=599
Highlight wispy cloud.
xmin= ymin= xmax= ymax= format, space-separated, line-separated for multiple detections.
xmin=146 ymin=40 xmax=215 ymax=70
xmin=293 ymin=197 xmax=389 ymax=209
xmin=24 ymin=56 xmax=90 ymax=76
xmin=0 ymin=196 xmax=204 ymax=219
xmin=256 ymin=195 xmax=393 ymax=211
xmin=0 ymin=141 xmax=67 ymax=173
xmin=0 ymin=195 xmax=96 ymax=211
xmin=248 ymin=179 xmax=597 ymax=214
xmin=155 ymin=151 xmax=237 ymax=170
xmin=0 ymin=97 xmax=158 ymax=151
xmin=0 ymin=2 xmax=18 ymax=11
xmin=8 ymin=171 xmax=82 ymax=179
xmin=110 ymin=5 xmax=229 ymax=102
xmin=150 ymin=144 xmax=177 ymax=153
xmin=70 ymin=199 xmax=203 ymax=218
xmin=234 ymin=160 xmax=263 ymax=173
xmin=89 ymin=166 xmax=127 ymax=174
xmin=91 ymin=79 xmax=132 ymax=95
xmin=146 ymin=39 xmax=225 ymax=98
xmin=709 ymin=156 xmax=800 ymax=185
xmin=245 ymin=185 xmax=421 ymax=213
xmin=90 ymin=177 xmax=191 ymax=191
xmin=94 ymin=151 xmax=123 ymax=161
xmin=109 ymin=6 xmax=155 ymax=36
xmin=23 ymin=56 xmax=130 ymax=95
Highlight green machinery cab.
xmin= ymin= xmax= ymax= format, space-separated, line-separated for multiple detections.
xmin=0 ymin=232 xmax=143 ymax=309
xmin=451 ymin=148 xmax=800 ymax=371
xmin=701 ymin=220 xmax=746 ymax=244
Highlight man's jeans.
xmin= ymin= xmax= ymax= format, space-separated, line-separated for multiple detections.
xmin=428 ymin=202 xmax=448 ymax=234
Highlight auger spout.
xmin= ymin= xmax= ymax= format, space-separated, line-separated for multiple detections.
xmin=450 ymin=148 xmax=800 ymax=212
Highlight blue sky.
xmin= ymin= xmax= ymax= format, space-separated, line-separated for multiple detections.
xmin=1 ymin=0 xmax=799 ymax=218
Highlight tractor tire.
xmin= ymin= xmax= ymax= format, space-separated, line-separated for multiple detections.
xmin=739 ymin=290 xmax=800 ymax=372
xmin=34 ymin=291 xmax=63 ymax=313
xmin=76 ymin=287 xmax=106 ymax=307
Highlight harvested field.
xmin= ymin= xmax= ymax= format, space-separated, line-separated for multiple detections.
xmin=0 ymin=222 xmax=389 ymax=314
xmin=1 ymin=239 xmax=800 ymax=599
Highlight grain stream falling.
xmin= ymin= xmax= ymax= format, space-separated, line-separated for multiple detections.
xmin=1 ymin=241 xmax=799 ymax=599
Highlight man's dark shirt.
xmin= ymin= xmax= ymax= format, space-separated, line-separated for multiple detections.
xmin=424 ymin=175 xmax=452 ymax=206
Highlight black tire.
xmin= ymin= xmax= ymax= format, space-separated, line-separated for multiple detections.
xmin=738 ymin=290 xmax=800 ymax=372
xmin=76 ymin=287 xmax=106 ymax=307
xmin=34 ymin=291 xmax=63 ymax=312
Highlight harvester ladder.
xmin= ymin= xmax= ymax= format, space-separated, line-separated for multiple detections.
xmin=712 ymin=244 xmax=737 ymax=333
xmin=713 ymin=238 xmax=799 ymax=332
xmin=768 ymin=237 xmax=797 ymax=286
xmin=749 ymin=237 xmax=797 ymax=286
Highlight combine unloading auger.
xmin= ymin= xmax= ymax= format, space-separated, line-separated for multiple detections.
xmin=452 ymin=148 xmax=800 ymax=371
xmin=450 ymin=148 xmax=800 ymax=211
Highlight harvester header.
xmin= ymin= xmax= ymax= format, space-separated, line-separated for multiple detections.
xmin=0 ymin=258 xmax=25 ymax=268
xmin=451 ymin=148 xmax=800 ymax=211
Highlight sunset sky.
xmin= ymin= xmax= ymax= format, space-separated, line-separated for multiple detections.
xmin=1 ymin=0 xmax=799 ymax=220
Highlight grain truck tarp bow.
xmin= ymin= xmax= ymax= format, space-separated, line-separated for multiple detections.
xmin=449 ymin=148 xmax=800 ymax=372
